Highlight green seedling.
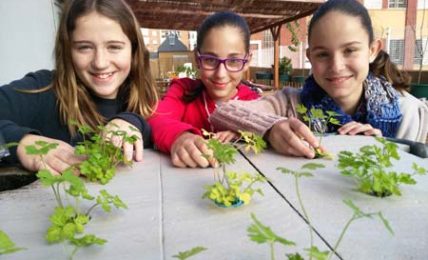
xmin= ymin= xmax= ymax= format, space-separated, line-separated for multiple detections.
xmin=201 ymin=130 xmax=266 ymax=207
xmin=338 ymin=137 xmax=427 ymax=197
xmin=75 ymin=123 xmax=139 ymax=184
xmin=26 ymin=128 xmax=128 ymax=259
xmin=0 ymin=230 xmax=25 ymax=255
xmin=172 ymin=246 xmax=207 ymax=260
xmin=296 ymin=104 xmax=340 ymax=159
xmin=247 ymin=162 xmax=393 ymax=260
xmin=277 ymin=163 xmax=325 ymax=254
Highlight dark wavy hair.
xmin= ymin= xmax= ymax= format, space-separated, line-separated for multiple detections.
xmin=308 ymin=0 xmax=410 ymax=92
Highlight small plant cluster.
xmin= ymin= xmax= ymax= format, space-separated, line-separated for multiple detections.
xmin=0 ymin=230 xmax=25 ymax=255
xmin=296 ymin=104 xmax=340 ymax=159
xmin=75 ymin=124 xmax=139 ymax=184
xmin=26 ymin=139 xmax=128 ymax=258
xmin=17 ymin=124 xmax=138 ymax=258
xmin=247 ymin=163 xmax=393 ymax=260
xmin=338 ymin=137 xmax=427 ymax=197
xmin=201 ymin=130 xmax=267 ymax=207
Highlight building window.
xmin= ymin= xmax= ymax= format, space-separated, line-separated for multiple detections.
xmin=414 ymin=38 xmax=428 ymax=65
xmin=389 ymin=39 xmax=404 ymax=64
xmin=388 ymin=0 xmax=406 ymax=8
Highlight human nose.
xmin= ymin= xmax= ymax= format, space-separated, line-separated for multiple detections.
xmin=92 ymin=49 xmax=109 ymax=70
xmin=214 ymin=61 xmax=228 ymax=77
xmin=330 ymin=54 xmax=345 ymax=72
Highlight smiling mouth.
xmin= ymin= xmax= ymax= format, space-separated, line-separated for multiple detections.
xmin=326 ymin=76 xmax=351 ymax=83
xmin=92 ymin=72 xmax=114 ymax=79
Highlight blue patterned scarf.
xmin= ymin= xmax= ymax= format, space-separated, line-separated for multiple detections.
xmin=299 ymin=73 xmax=402 ymax=137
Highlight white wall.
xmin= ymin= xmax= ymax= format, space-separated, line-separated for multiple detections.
xmin=0 ymin=0 xmax=58 ymax=85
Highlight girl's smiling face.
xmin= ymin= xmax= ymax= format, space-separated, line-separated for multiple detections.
xmin=306 ymin=11 xmax=380 ymax=114
xmin=197 ymin=25 xmax=251 ymax=102
xmin=71 ymin=11 xmax=132 ymax=99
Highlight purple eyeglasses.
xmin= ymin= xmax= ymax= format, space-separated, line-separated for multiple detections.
xmin=197 ymin=51 xmax=249 ymax=72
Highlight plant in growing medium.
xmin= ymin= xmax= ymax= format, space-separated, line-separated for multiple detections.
xmin=337 ymin=137 xmax=427 ymax=197
xmin=26 ymin=125 xmax=132 ymax=259
xmin=247 ymin=163 xmax=393 ymax=260
xmin=296 ymin=104 xmax=340 ymax=159
xmin=201 ymin=130 xmax=266 ymax=207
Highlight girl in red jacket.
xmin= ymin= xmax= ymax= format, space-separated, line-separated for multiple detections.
xmin=148 ymin=11 xmax=260 ymax=168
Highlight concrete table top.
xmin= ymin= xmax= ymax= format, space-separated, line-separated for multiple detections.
xmin=244 ymin=135 xmax=428 ymax=260
xmin=1 ymin=135 xmax=426 ymax=259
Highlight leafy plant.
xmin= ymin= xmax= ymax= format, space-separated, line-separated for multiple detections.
xmin=296 ymin=104 xmax=340 ymax=159
xmin=25 ymin=124 xmax=132 ymax=258
xmin=75 ymin=123 xmax=139 ymax=184
xmin=338 ymin=137 xmax=427 ymax=197
xmin=0 ymin=230 xmax=25 ymax=255
xmin=172 ymin=246 xmax=207 ymax=260
xmin=201 ymin=130 xmax=266 ymax=207
xmin=279 ymin=56 xmax=293 ymax=76
xmin=247 ymin=163 xmax=393 ymax=260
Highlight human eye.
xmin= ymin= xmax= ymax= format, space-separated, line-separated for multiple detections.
xmin=344 ymin=47 xmax=358 ymax=56
xmin=108 ymin=44 xmax=124 ymax=52
xmin=75 ymin=44 xmax=93 ymax=52
xmin=314 ymin=51 xmax=329 ymax=59
xmin=202 ymin=56 xmax=218 ymax=66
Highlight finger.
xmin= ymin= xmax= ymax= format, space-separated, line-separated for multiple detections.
xmin=171 ymin=152 xmax=187 ymax=168
xmin=289 ymin=118 xmax=319 ymax=148
xmin=134 ymin=139 xmax=143 ymax=162
xmin=122 ymin=143 xmax=134 ymax=162
xmin=284 ymin=133 xmax=315 ymax=158
xmin=176 ymin=148 xmax=199 ymax=168
xmin=338 ymin=122 xmax=360 ymax=135
xmin=363 ymin=128 xmax=383 ymax=137
xmin=194 ymin=140 xmax=214 ymax=168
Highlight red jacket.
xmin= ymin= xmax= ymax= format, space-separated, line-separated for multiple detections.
xmin=148 ymin=78 xmax=260 ymax=153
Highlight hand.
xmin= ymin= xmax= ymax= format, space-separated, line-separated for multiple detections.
xmin=213 ymin=130 xmax=239 ymax=143
xmin=170 ymin=132 xmax=216 ymax=168
xmin=105 ymin=119 xmax=143 ymax=162
xmin=266 ymin=117 xmax=321 ymax=158
xmin=338 ymin=121 xmax=382 ymax=137
xmin=17 ymin=134 xmax=84 ymax=175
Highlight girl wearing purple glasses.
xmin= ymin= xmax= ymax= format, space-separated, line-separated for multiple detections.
xmin=148 ymin=11 xmax=260 ymax=168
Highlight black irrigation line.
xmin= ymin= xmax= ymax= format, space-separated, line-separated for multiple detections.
xmin=238 ymin=149 xmax=344 ymax=260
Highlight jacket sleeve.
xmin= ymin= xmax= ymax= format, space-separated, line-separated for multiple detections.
xmin=0 ymin=70 xmax=53 ymax=163
xmin=147 ymin=80 xmax=201 ymax=153
xmin=111 ymin=112 xmax=152 ymax=148
xmin=210 ymin=88 xmax=299 ymax=137
xmin=396 ymin=92 xmax=428 ymax=143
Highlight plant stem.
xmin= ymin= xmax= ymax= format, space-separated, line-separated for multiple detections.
xmin=328 ymin=215 xmax=356 ymax=260
xmin=86 ymin=203 xmax=99 ymax=216
xmin=270 ymin=242 xmax=275 ymax=260
xmin=295 ymin=176 xmax=313 ymax=259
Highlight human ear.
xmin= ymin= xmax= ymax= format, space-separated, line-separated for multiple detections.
xmin=243 ymin=52 xmax=253 ymax=71
xmin=306 ymin=48 xmax=312 ymax=63
xmin=369 ymin=39 xmax=383 ymax=63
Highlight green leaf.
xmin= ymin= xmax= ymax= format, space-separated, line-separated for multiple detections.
xmin=301 ymin=163 xmax=325 ymax=170
xmin=0 ymin=230 xmax=26 ymax=255
xmin=172 ymin=246 xmax=207 ymax=260
xmin=305 ymin=246 xmax=329 ymax=260
xmin=247 ymin=213 xmax=295 ymax=246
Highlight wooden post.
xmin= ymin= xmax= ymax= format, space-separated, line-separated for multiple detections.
xmin=403 ymin=0 xmax=417 ymax=70
xmin=270 ymin=25 xmax=282 ymax=89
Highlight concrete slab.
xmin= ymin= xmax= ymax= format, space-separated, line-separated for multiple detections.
xmin=244 ymin=135 xmax=428 ymax=260
xmin=159 ymin=152 xmax=332 ymax=260
xmin=0 ymin=150 xmax=162 ymax=260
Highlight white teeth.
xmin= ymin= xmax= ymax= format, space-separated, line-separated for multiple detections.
xmin=94 ymin=73 xmax=113 ymax=79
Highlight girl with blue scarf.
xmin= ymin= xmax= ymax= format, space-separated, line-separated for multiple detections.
xmin=210 ymin=0 xmax=428 ymax=158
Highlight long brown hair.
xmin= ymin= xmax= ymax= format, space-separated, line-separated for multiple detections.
xmin=54 ymin=0 xmax=158 ymax=135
